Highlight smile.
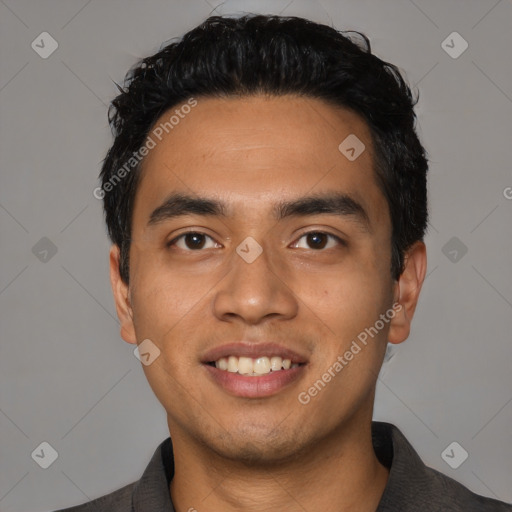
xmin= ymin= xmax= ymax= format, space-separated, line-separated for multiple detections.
xmin=208 ymin=355 xmax=301 ymax=376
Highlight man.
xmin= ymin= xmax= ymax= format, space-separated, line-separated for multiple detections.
xmin=57 ymin=14 xmax=512 ymax=512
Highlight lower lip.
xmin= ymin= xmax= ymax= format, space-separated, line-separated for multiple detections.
xmin=203 ymin=364 xmax=306 ymax=398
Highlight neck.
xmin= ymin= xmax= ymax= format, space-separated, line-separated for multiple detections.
xmin=168 ymin=418 xmax=389 ymax=512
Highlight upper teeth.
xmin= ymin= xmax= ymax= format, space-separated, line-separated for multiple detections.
xmin=215 ymin=356 xmax=299 ymax=375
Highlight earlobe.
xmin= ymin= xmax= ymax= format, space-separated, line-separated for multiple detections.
xmin=109 ymin=244 xmax=137 ymax=344
xmin=388 ymin=241 xmax=427 ymax=345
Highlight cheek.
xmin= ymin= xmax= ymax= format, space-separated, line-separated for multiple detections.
xmin=298 ymin=269 xmax=391 ymax=417
xmin=299 ymin=252 xmax=389 ymax=327
xmin=299 ymin=263 xmax=392 ymax=391
xmin=128 ymin=258 xmax=207 ymax=343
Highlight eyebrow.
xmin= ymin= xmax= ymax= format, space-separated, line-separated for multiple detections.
xmin=147 ymin=192 xmax=370 ymax=230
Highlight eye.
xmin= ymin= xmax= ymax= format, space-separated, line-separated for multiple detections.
xmin=167 ymin=231 xmax=220 ymax=251
xmin=292 ymin=231 xmax=345 ymax=250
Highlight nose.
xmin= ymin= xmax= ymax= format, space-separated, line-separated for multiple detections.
xmin=212 ymin=241 xmax=299 ymax=326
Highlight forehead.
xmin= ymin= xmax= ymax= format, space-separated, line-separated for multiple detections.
xmin=133 ymin=95 xmax=386 ymax=225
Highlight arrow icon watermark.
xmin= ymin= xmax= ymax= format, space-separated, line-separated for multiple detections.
xmin=338 ymin=134 xmax=365 ymax=161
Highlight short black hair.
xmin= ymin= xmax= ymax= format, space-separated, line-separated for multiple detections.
xmin=99 ymin=14 xmax=428 ymax=283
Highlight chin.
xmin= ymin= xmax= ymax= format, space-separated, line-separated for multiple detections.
xmin=221 ymin=442 xmax=300 ymax=467
xmin=210 ymin=425 xmax=308 ymax=467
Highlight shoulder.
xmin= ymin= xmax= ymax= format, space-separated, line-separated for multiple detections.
xmin=418 ymin=463 xmax=512 ymax=511
xmin=373 ymin=422 xmax=512 ymax=511
xmin=52 ymin=481 xmax=136 ymax=512
xmin=52 ymin=437 xmax=173 ymax=511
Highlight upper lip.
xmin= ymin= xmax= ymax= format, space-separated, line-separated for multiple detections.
xmin=201 ymin=342 xmax=308 ymax=365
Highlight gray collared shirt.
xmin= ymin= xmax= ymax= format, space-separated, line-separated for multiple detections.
xmin=55 ymin=421 xmax=512 ymax=511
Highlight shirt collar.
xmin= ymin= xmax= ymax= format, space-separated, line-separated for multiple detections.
xmin=373 ymin=421 xmax=435 ymax=511
xmin=132 ymin=436 xmax=175 ymax=510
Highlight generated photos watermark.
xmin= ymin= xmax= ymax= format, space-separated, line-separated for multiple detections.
xmin=93 ymin=97 xmax=198 ymax=200
xmin=298 ymin=302 xmax=403 ymax=405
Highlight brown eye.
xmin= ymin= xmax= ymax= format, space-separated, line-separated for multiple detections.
xmin=293 ymin=231 xmax=345 ymax=250
xmin=167 ymin=232 xmax=218 ymax=251
xmin=306 ymin=232 xmax=328 ymax=249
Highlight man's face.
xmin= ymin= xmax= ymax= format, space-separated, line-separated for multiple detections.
xmin=116 ymin=95 xmax=400 ymax=463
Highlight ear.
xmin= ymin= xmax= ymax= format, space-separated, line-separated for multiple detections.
xmin=388 ymin=241 xmax=427 ymax=345
xmin=109 ymin=244 xmax=137 ymax=344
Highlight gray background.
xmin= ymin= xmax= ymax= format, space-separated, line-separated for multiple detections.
xmin=1 ymin=0 xmax=511 ymax=510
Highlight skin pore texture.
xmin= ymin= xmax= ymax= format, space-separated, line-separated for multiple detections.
xmin=109 ymin=95 xmax=427 ymax=512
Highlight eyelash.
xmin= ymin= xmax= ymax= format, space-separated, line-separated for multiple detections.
xmin=166 ymin=230 xmax=346 ymax=251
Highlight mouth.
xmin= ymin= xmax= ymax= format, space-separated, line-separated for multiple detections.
xmin=201 ymin=342 xmax=308 ymax=398
xmin=205 ymin=355 xmax=303 ymax=376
